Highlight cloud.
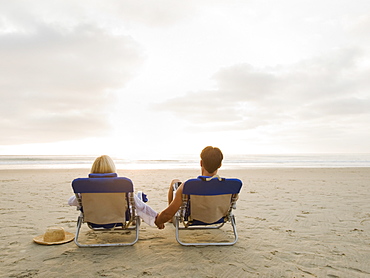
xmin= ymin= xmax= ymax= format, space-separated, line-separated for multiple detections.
xmin=346 ymin=14 xmax=370 ymax=43
xmin=1 ymin=0 xmax=369 ymax=155
xmin=0 ymin=11 xmax=143 ymax=144
xmin=153 ymin=47 xmax=370 ymax=132
xmin=87 ymin=0 xmax=245 ymax=27
xmin=100 ymin=1 xmax=198 ymax=27
xmin=0 ymin=0 xmax=202 ymax=29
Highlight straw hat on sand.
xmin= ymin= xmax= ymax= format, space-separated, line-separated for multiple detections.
xmin=33 ymin=227 xmax=74 ymax=245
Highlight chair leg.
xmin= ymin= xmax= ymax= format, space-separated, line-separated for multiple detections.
xmin=229 ymin=214 xmax=238 ymax=245
xmin=131 ymin=216 xmax=140 ymax=245
xmin=74 ymin=215 xmax=140 ymax=247
xmin=74 ymin=214 xmax=83 ymax=247
xmin=175 ymin=216 xmax=238 ymax=246
xmin=175 ymin=216 xmax=181 ymax=244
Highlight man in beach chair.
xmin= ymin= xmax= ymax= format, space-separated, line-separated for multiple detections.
xmin=155 ymin=146 xmax=243 ymax=245
xmin=71 ymin=172 xmax=140 ymax=247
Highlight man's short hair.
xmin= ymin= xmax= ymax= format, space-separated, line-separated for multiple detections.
xmin=200 ymin=146 xmax=223 ymax=173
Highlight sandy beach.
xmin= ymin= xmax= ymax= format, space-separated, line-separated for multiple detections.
xmin=1 ymin=167 xmax=370 ymax=277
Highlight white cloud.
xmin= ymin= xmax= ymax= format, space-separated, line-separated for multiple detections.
xmin=1 ymin=0 xmax=370 ymax=155
xmin=153 ymin=47 xmax=370 ymax=143
xmin=0 ymin=9 xmax=143 ymax=144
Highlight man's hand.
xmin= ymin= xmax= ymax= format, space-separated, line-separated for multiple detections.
xmin=155 ymin=215 xmax=165 ymax=229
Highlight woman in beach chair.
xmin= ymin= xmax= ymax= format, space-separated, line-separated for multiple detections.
xmin=155 ymin=146 xmax=243 ymax=245
xmin=69 ymin=155 xmax=158 ymax=247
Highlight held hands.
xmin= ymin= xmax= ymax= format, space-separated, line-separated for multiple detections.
xmin=156 ymin=223 xmax=165 ymax=229
xmin=155 ymin=215 xmax=165 ymax=229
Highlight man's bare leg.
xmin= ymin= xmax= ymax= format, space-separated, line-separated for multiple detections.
xmin=167 ymin=179 xmax=182 ymax=223
xmin=168 ymin=179 xmax=181 ymax=205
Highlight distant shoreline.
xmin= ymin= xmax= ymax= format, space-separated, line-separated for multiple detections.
xmin=1 ymin=153 xmax=370 ymax=169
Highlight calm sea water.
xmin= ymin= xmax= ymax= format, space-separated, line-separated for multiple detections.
xmin=0 ymin=154 xmax=369 ymax=170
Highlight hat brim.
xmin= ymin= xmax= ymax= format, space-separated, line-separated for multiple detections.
xmin=33 ymin=231 xmax=75 ymax=245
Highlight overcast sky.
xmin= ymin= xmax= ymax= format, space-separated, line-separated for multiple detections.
xmin=1 ymin=0 xmax=369 ymax=158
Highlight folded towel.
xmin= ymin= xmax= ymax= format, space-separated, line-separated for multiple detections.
xmin=134 ymin=193 xmax=158 ymax=226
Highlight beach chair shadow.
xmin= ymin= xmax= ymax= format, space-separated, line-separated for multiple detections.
xmin=174 ymin=176 xmax=243 ymax=246
xmin=71 ymin=173 xmax=140 ymax=247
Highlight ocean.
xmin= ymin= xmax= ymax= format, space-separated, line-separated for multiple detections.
xmin=0 ymin=154 xmax=369 ymax=170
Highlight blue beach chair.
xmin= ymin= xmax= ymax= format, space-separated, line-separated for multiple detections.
xmin=174 ymin=176 xmax=243 ymax=246
xmin=71 ymin=173 xmax=140 ymax=247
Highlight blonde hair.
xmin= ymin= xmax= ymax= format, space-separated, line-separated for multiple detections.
xmin=90 ymin=155 xmax=117 ymax=174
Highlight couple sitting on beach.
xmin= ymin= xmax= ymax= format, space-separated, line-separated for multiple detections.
xmin=68 ymin=146 xmax=224 ymax=229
